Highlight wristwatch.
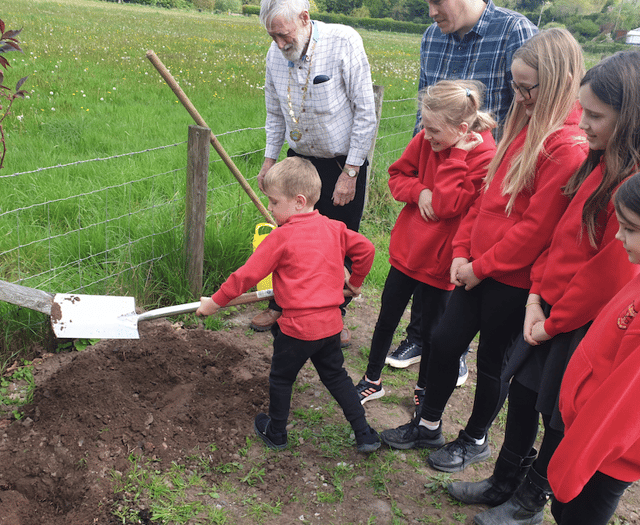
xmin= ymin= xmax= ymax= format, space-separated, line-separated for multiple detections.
xmin=344 ymin=167 xmax=357 ymax=178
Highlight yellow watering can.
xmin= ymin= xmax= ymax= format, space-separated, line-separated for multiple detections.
xmin=253 ymin=223 xmax=276 ymax=291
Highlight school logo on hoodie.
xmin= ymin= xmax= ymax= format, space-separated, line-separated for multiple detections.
xmin=617 ymin=301 xmax=638 ymax=330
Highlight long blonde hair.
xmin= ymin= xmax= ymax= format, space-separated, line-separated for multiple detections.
xmin=419 ymin=79 xmax=496 ymax=134
xmin=484 ymin=28 xmax=585 ymax=214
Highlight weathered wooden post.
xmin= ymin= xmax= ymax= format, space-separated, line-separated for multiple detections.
xmin=185 ymin=125 xmax=210 ymax=299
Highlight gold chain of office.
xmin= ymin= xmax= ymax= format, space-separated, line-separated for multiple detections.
xmin=286 ymin=38 xmax=317 ymax=142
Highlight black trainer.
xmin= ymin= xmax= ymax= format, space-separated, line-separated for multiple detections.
xmin=380 ymin=418 xmax=445 ymax=450
xmin=356 ymin=377 xmax=385 ymax=404
xmin=428 ymin=429 xmax=491 ymax=472
xmin=253 ymin=413 xmax=287 ymax=450
xmin=355 ymin=426 xmax=382 ymax=453
xmin=385 ymin=339 xmax=422 ymax=368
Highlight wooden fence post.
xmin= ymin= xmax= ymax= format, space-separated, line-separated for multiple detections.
xmin=185 ymin=125 xmax=210 ymax=299
xmin=365 ymin=85 xmax=385 ymax=208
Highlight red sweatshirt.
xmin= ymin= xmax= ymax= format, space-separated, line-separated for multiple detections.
xmin=387 ymin=129 xmax=496 ymax=289
xmin=530 ymin=163 xmax=639 ymax=337
xmin=548 ymin=272 xmax=640 ymax=502
xmin=452 ymin=107 xmax=588 ymax=289
xmin=212 ymin=211 xmax=375 ymax=341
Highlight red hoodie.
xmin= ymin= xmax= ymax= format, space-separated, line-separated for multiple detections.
xmin=212 ymin=211 xmax=374 ymax=341
xmin=387 ymin=128 xmax=496 ymax=289
xmin=548 ymin=272 xmax=640 ymax=502
xmin=452 ymin=106 xmax=588 ymax=289
xmin=530 ymin=162 xmax=639 ymax=337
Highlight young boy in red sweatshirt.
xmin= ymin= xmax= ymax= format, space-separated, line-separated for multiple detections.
xmin=197 ymin=156 xmax=380 ymax=453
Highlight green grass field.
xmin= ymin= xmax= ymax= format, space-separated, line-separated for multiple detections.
xmin=0 ymin=0 xmax=422 ymax=357
xmin=0 ymin=0 xmax=617 ymax=360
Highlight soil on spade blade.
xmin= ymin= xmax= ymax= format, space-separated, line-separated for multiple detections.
xmin=0 ymin=293 xmax=638 ymax=525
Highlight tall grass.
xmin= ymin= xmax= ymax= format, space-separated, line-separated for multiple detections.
xmin=0 ymin=0 xmax=423 ymax=357
xmin=0 ymin=0 xmax=612 ymax=358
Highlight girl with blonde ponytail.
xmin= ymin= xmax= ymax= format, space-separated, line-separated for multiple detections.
xmin=356 ymin=79 xmax=497 ymax=406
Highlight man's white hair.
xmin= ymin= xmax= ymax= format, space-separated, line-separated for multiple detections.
xmin=259 ymin=0 xmax=310 ymax=30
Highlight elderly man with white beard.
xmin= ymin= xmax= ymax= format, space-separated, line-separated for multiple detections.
xmin=249 ymin=0 xmax=377 ymax=346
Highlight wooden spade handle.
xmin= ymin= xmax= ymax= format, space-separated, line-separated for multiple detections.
xmin=136 ymin=290 xmax=275 ymax=322
xmin=0 ymin=279 xmax=53 ymax=315
xmin=145 ymin=50 xmax=276 ymax=227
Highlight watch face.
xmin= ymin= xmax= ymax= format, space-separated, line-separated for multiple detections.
xmin=348 ymin=169 xmax=357 ymax=178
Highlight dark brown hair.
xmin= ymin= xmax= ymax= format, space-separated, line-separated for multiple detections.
xmin=564 ymin=50 xmax=640 ymax=246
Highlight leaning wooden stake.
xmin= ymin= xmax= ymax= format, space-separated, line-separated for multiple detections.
xmin=146 ymin=50 xmax=276 ymax=227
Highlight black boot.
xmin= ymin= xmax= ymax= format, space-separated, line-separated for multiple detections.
xmin=473 ymin=467 xmax=552 ymax=525
xmin=448 ymin=447 xmax=536 ymax=506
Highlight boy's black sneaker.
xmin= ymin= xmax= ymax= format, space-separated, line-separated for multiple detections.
xmin=253 ymin=413 xmax=287 ymax=450
xmin=427 ymin=430 xmax=491 ymax=472
xmin=380 ymin=418 xmax=444 ymax=450
xmin=355 ymin=426 xmax=381 ymax=453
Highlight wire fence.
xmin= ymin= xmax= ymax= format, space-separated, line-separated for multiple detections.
xmin=0 ymin=96 xmax=417 ymax=297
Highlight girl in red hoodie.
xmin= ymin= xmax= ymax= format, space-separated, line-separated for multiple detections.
xmin=355 ymin=79 xmax=497 ymax=407
xmin=380 ymin=29 xmax=588 ymax=466
xmin=546 ymin=53 xmax=640 ymax=525
xmin=448 ymin=49 xmax=640 ymax=525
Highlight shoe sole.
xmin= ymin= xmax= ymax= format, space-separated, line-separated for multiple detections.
xmin=357 ymin=441 xmax=382 ymax=453
xmin=359 ymin=388 xmax=385 ymax=405
xmin=473 ymin=506 xmax=544 ymax=525
xmin=253 ymin=420 xmax=287 ymax=450
xmin=380 ymin=433 xmax=445 ymax=450
xmin=250 ymin=323 xmax=274 ymax=332
xmin=385 ymin=355 xmax=421 ymax=368
xmin=427 ymin=446 xmax=492 ymax=473
xmin=456 ymin=370 xmax=469 ymax=387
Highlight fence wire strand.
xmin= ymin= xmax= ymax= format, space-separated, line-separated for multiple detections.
xmin=1 ymin=100 xmax=415 ymax=291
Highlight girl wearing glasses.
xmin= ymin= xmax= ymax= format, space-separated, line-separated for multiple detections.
xmin=450 ymin=49 xmax=640 ymax=525
xmin=380 ymin=28 xmax=588 ymax=477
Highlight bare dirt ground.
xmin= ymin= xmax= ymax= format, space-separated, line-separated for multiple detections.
xmin=0 ymin=291 xmax=638 ymax=525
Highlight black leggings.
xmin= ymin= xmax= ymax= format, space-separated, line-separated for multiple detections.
xmin=503 ymin=379 xmax=564 ymax=478
xmin=551 ymin=470 xmax=632 ymax=525
xmin=419 ymin=279 xmax=528 ymax=439
xmin=365 ymin=266 xmax=450 ymax=382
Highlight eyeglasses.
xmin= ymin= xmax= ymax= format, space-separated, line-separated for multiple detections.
xmin=510 ymin=80 xmax=539 ymax=100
